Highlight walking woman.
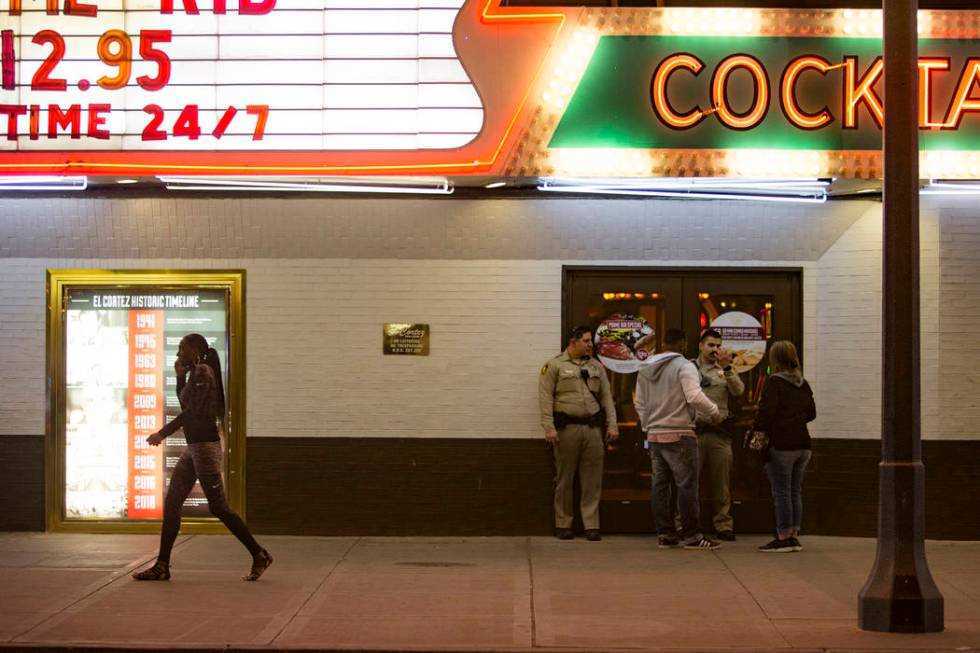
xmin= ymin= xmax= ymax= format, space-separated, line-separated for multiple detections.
xmin=133 ymin=334 xmax=272 ymax=581
xmin=752 ymin=340 xmax=816 ymax=553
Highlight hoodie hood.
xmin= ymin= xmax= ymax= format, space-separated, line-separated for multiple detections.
xmin=640 ymin=352 xmax=684 ymax=382
xmin=772 ymin=370 xmax=804 ymax=387
xmin=635 ymin=352 xmax=719 ymax=433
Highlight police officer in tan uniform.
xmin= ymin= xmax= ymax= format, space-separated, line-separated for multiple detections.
xmin=538 ymin=325 xmax=618 ymax=541
xmin=693 ymin=328 xmax=745 ymax=541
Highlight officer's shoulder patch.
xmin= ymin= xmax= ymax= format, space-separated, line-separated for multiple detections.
xmin=540 ymin=363 xmax=549 ymax=375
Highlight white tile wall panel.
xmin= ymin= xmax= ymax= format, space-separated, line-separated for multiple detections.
xmin=0 ymin=196 xmax=974 ymax=443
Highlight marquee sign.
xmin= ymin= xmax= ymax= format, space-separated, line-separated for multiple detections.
xmin=1 ymin=4 xmax=980 ymax=178
xmin=0 ymin=0 xmax=504 ymax=174
xmin=505 ymin=8 xmax=980 ymax=180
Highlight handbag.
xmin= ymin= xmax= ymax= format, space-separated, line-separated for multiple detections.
xmin=746 ymin=430 xmax=769 ymax=451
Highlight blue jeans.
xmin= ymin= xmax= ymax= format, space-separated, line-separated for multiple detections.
xmin=765 ymin=449 xmax=812 ymax=539
xmin=650 ymin=439 xmax=701 ymax=544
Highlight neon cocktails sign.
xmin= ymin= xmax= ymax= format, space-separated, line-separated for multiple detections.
xmin=550 ymin=36 xmax=980 ymax=151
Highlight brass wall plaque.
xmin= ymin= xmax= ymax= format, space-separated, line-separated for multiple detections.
xmin=383 ymin=324 xmax=430 ymax=356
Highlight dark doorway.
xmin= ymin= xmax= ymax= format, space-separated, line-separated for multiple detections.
xmin=563 ymin=267 xmax=802 ymax=534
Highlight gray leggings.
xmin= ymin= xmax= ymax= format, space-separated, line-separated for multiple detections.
xmin=157 ymin=441 xmax=261 ymax=563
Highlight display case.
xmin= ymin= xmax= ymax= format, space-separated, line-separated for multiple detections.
xmin=46 ymin=270 xmax=246 ymax=533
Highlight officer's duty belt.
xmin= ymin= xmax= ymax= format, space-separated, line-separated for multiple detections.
xmin=554 ymin=411 xmax=604 ymax=429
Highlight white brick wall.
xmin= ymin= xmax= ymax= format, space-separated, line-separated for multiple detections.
xmin=812 ymin=206 xmax=884 ymax=440
xmin=934 ymin=195 xmax=980 ymax=440
xmin=921 ymin=206 xmax=942 ymax=443
xmin=0 ymin=194 xmax=974 ymax=442
xmin=246 ymin=259 xmax=561 ymax=437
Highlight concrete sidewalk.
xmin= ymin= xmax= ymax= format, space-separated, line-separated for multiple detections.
xmin=1 ymin=533 xmax=978 ymax=652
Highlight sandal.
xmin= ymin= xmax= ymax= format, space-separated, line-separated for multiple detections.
xmin=243 ymin=549 xmax=273 ymax=581
xmin=132 ymin=560 xmax=170 ymax=581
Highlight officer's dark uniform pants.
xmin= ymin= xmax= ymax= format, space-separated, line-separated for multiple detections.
xmin=553 ymin=423 xmax=604 ymax=530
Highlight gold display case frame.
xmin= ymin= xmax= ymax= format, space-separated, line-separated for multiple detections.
xmin=46 ymin=270 xmax=246 ymax=533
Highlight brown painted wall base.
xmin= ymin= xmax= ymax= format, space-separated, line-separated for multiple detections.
xmin=243 ymin=437 xmax=980 ymax=540
xmin=0 ymin=436 xmax=46 ymax=531
xmin=245 ymin=438 xmax=555 ymax=536
xmin=2 ymin=435 xmax=978 ymax=539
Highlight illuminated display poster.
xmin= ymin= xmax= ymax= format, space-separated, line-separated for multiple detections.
xmin=710 ymin=311 xmax=767 ymax=375
xmin=64 ymin=288 xmax=227 ymax=520
xmin=594 ymin=313 xmax=653 ymax=374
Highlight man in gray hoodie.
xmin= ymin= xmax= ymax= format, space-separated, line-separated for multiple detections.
xmin=635 ymin=328 xmax=722 ymax=550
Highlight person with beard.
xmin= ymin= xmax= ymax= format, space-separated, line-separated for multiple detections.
xmin=132 ymin=334 xmax=272 ymax=581
xmin=692 ymin=328 xmax=745 ymax=542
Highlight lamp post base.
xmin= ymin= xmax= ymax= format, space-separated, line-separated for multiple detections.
xmin=859 ymin=593 xmax=944 ymax=633
xmin=858 ymin=462 xmax=944 ymax=633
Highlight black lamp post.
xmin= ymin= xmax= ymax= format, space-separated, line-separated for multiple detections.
xmin=857 ymin=0 xmax=943 ymax=633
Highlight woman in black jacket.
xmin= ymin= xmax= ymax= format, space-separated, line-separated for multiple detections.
xmin=752 ymin=340 xmax=816 ymax=553
xmin=132 ymin=334 xmax=272 ymax=581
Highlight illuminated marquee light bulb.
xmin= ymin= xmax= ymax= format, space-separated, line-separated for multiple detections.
xmin=926 ymin=152 xmax=949 ymax=178
xmin=917 ymin=11 xmax=932 ymax=36
xmin=544 ymin=30 xmax=601 ymax=114
xmin=550 ymin=148 xmax=650 ymax=177
xmin=866 ymin=10 xmax=883 ymax=35
xmin=660 ymin=7 xmax=761 ymax=36
xmin=686 ymin=10 xmax=926 ymax=52
xmin=726 ymin=150 xmax=829 ymax=179
xmin=837 ymin=8 xmax=884 ymax=38
xmin=941 ymin=153 xmax=956 ymax=178
xmin=940 ymin=151 xmax=976 ymax=179
xmin=710 ymin=11 xmax=725 ymax=33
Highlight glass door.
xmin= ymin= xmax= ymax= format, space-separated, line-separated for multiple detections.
xmin=682 ymin=273 xmax=800 ymax=523
xmin=563 ymin=267 xmax=801 ymax=533
xmin=564 ymin=271 xmax=683 ymax=506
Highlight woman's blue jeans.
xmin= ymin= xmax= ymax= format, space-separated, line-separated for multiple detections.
xmin=765 ymin=449 xmax=811 ymax=539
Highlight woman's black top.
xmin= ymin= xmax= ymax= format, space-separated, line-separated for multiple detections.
xmin=158 ymin=372 xmax=220 ymax=445
xmin=752 ymin=375 xmax=816 ymax=451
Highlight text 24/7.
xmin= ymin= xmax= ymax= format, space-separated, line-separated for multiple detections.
xmin=0 ymin=104 xmax=270 ymax=141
